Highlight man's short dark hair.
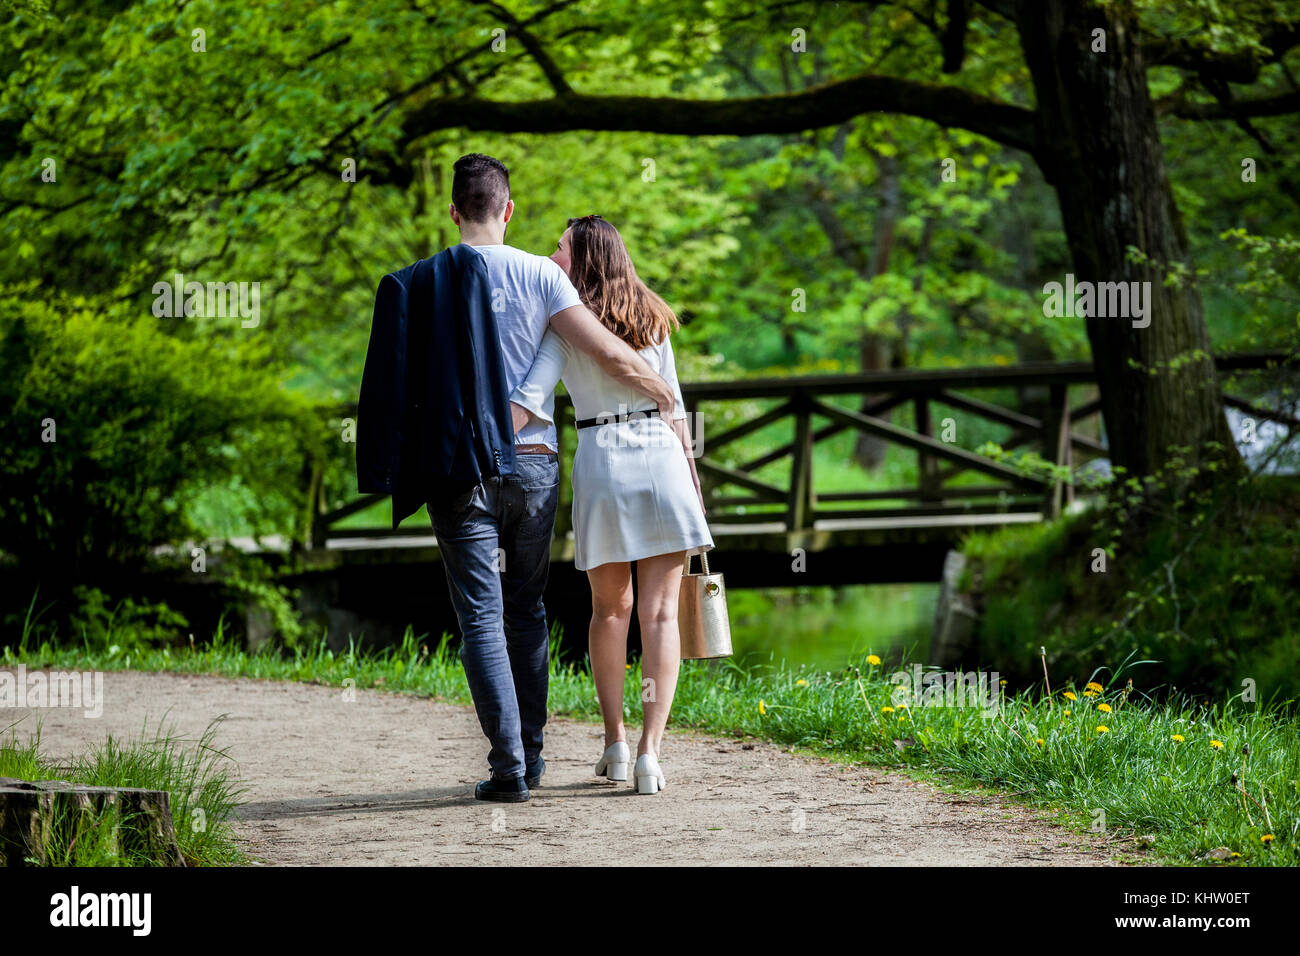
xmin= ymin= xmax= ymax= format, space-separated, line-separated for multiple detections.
xmin=451 ymin=153 xmax=510 ymax=223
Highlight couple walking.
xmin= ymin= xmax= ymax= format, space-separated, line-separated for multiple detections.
xmin=357 ymin=153 xmax=713 ymax=801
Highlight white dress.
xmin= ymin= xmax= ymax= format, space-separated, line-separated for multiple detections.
xmin=510 ymin=329 xmax=714 ymax=571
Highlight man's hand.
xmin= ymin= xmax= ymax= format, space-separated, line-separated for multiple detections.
xmin=648 ymin=376 xmax=676 ymax=421
xmin=510 ymin=401 xmax=532 ymax=435
xmin=550 ymin=304 xmax=674 ymax=415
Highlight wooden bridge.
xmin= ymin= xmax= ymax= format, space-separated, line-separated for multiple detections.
xmin=174 ymin=349 xmax=1290 ymax=652
xmin=294 ymin=350 xmax=1292 ymax=589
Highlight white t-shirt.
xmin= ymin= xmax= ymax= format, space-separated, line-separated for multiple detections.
xmin=465 ymin=243 xmax=582 ymax=451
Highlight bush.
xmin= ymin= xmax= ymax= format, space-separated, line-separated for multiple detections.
xmin=0 ymin=285 xmax=324 ymax=585
xmin=0 ymin=285 xmax=332 ymax=655
xmin=67 ymin=586 xmax=190 ymax=652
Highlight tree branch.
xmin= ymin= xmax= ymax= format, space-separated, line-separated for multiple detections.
xmin=1144 ymin=21 xmax=1300 ymax=85
xmin=379 ymin=73 xmax=1038 ymax=184
xmin=466 ymin=0 xmax=573 ymax=95
xmin=942 ymin=0 xmax=972 ymax=74
xmin=1163 ymin=89 xmax=1300 ymax=119
xmin=972 ymin=0 xmax=1015 ymax=21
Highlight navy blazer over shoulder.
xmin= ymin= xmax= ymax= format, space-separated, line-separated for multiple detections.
xmin=356 ymin=243 xmax=517 ymax=528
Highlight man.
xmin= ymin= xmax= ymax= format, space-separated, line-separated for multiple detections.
xmin=431 ymin=154 xmax=674 ymax=802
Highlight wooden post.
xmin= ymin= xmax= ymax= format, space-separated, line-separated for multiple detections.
xmin=915 ymin=395 xmax=941 ymax=502
xmin=299 ymin=459 xmax=324 ymax=551
xmin=1042 ymin=384 xmax=1069 ymax=519
xmin=788 ymin=403 xmax=812 ymax=532
xmin=1063 ymin=399 xmax=1075 ymax=509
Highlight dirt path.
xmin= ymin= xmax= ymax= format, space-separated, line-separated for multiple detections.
xmin=9 ymin=670 xmax=1128 ymax=866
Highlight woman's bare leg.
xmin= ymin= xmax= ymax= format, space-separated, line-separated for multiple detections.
xmin=633 ymin=550 xmax=686 ymax=758
xmin=586 ymin=561 xmax=634 ymax=748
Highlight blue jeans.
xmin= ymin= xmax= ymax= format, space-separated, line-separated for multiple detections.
xmin=428 ymin=454 xmax=560 ymax=780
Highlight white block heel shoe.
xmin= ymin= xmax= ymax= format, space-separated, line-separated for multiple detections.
xmin=634 ymin=754 xmax=666 ymax=795
xmin=595 ymin=741 xmax=630 ymax=782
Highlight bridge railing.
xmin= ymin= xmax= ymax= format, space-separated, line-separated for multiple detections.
xmin=305 ymin=351 xmax=1293 ymax=546
xmin=673 ymin=364 xmax=1099 ymax=533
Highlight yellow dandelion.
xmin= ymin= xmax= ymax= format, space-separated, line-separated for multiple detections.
xmin=1096 ymin=725 xmax=1109 ymax=734
xmin=1000 ymin=680 xmax=1007 ymax=686
xmin=1097 ymin=702 xmax=1112 ymax=713
xmin=1082 ymin=689 xmax=1099 ymax=698
xmin=795 ymin=679 xmax=808 ymax=687
xmin=866 ymin=654 xmax=882 ymax=666
xmin=1210 ymin=739 xmax=1224 ymax=750
xmin=1063 ymin=691 xmax=1077 ymax=701
xmin=1064 ymin=709 xmax=1072 ymax=716
xmin=1171 ymin=734 xmax=1185 ymax=742
xmin=1086 ymin=681 xmax=1104 ymax=693
xmin=1035 ymin=738 xmax=1045 ymax=746
xmin=625 ymin=664 xmax=632 ymax=670
xmin=1231 ymin=852 xmax=1242 ymax=858
xmin=1261 ymin=834 xmax=1274 ymax=844
xmin=758 ymin=700 xmax=767 ymax=715
xmin=881 ymin=706 xmax=895 ymax=715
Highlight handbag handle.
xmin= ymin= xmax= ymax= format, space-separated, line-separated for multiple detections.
xmin=683 ymin=549 xmax=712 ymax=576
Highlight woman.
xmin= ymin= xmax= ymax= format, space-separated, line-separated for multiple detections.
xmin=509 ymin=215 xmax=713 ymax=795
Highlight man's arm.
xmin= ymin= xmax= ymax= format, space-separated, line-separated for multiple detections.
xmin=548 ymin=304 xmax=675 ymax=417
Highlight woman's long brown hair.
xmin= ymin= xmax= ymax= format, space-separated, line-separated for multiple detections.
xmin=565 ymin=216 xmax=679 ymax=350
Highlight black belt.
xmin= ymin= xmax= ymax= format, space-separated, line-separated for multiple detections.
xmin=576 ymin=409 xmax=659 ymax=429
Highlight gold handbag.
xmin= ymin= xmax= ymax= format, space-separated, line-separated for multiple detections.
xmin=678 ymin=550 xmax=732 ymax=660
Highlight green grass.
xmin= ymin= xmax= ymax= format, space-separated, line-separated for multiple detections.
xmin=7 ymin=627 xmax=1296 ymax=867
xmin=960 ymin=476 xmax=1300 ymax=702
xmin=1 ymin=717 xmax=246 ymax=866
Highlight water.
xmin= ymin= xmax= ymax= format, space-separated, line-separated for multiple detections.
xmin=727 ymin=583 xmax=939 ymax=674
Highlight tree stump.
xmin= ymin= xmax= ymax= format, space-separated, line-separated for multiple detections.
xmin=0 ymin=778 xmax=185 ymax=866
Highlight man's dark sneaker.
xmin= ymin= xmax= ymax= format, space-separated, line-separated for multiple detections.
xmin=524 ymin=755 xmax=545 ymax=789
xmin=475 ymin=774 xmax=530 ymax=803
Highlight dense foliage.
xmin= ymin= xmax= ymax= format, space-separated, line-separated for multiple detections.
xmin=0 ymin=287 xmax=322 ymax=581
xmin=0 ymin=0 xmax=1297 ymax=654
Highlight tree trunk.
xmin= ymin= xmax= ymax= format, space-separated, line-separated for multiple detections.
xmin=855 ymin=334 xmax=893 ymax=468
xmin=856 ymin=151 xmax=900 ymax=469
xmin=1017 ymin=0 xmax=1240 ymax=481
xmin=803 ymin=153 xmax=901 ymax=472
